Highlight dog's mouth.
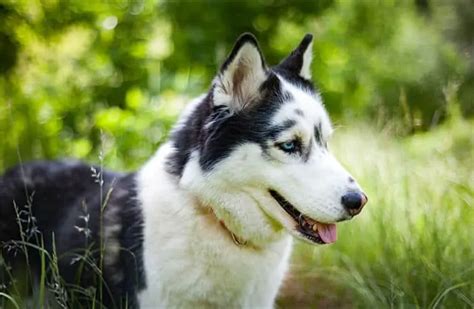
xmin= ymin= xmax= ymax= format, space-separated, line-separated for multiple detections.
xmin=269 ymin=190 xmax=337 ymax=245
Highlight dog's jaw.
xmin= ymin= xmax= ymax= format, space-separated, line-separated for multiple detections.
xmin=269 ymin=189 xmax=338 ymax=245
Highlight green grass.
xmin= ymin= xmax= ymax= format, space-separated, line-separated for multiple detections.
xmin=279 ymin=118 xmax=474 ymax=308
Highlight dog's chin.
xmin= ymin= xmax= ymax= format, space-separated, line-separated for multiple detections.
xmin=268 ymin=190 xmax=337 ymax=245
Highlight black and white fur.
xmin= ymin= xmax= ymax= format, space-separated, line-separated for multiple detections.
xmin=0 ymin=33 xmax=367 ymax=308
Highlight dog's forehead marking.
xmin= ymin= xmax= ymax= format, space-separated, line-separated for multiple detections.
xmin=271 ymin=76 xmax=332 ymax=138
xmin=294 ymin=108 xmax=304 ymax=117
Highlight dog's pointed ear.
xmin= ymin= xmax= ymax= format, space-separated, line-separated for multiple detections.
xmin=277 ymin=34 xmax=313 ymax=79
xmin=213 ymin=33 xmax=267 ymax=112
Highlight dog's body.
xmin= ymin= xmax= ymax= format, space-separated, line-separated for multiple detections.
xmin=0 ymin=34 xmax=367 ymax=308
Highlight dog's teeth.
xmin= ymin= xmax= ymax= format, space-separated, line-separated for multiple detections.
xmin=312 ymin=224 xmax=318 ymax=232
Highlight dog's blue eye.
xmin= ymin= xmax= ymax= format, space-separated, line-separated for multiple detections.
xmin=278 ymin=140 xmax=297 ymax=153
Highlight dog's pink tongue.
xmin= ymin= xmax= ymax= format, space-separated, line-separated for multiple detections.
xmin=316 ymin=222 xmax=337 ymax=243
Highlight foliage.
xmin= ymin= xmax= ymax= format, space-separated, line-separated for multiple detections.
xmin=0 ymin=0 xmax=472 ymax=169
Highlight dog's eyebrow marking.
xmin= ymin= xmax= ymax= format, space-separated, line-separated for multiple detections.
xmin=314 ymin=123 xmax=323 ymax=146
xmin=267 ymin=119 xmax=297 ymax=140
xmin=294 ymin=108 xmax=304 ymax=117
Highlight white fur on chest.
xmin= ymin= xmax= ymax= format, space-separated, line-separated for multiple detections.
xmin=137 ymin=144 xmax=292 ymax=308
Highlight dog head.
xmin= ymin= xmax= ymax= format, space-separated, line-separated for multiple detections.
xmin=170 ymin=33 xmax=367 ymax=246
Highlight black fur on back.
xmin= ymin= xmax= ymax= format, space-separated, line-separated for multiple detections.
xmin=0 ymin=160 xmax=145 ymax=308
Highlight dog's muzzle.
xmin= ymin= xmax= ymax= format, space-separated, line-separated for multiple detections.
xmin=269 ymin=189 xmax=337 ymax=245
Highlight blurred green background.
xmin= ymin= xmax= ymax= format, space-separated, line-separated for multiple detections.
xmin=0 ymin=0 xmax=472 ymax=308
xmin=0 ymin=0 xmax=472 ymax=170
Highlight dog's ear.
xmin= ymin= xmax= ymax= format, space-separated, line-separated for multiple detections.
xmin=213 ymin=33 xmax=267 ymax=112
xmin=277 ymin=34 xmax=313 ymax=80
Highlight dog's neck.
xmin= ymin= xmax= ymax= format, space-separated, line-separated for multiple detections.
xmin=189 ymin=186 xmax=289 ymax=250
xmin=217 ymin=217 xmax=249 ymax=247
xmin=221 ymin=220 xmax=248 ymax=247
xmin=173 ymin=148 xmax=286 ymax=249
xmin=195 ymin=201 xmax=253 ymax=248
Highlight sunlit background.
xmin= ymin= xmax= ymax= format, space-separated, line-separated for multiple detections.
xmin=0 ymin=0 xmax=472 ymax=308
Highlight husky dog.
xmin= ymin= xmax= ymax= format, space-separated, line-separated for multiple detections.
xmin=0 ymin=33 xmax=367 ymax=308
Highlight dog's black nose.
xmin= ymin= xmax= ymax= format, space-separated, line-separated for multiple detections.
xmin=341 ymin=192 xmax=367 ymax=216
